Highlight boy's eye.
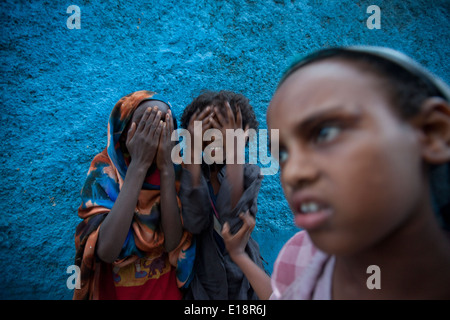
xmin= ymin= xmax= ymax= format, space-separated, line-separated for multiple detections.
xmin=315 ymin=125 xmax=341 ymax=143
xmin=278 ymin=149 xmax=289 ymax=164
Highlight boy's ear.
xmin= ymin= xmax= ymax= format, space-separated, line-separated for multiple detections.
xmin=414 ymin=97 xmax=450 ymax=165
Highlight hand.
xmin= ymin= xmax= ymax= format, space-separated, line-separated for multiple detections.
xmin=187 ymin=106 xmax=214 ymax=134
xmin=156 ymin=109 xmax=175 ymax=173
xmin=211 ymin=101 xmax=242 ymax=132
xmin=126 ymin=106 xmax=163 ymax=170
xmin=186 ymin=106 xmax=214 ymax=163
xmin=222 ymin=211 xmax=255 ymax=259
xmin=210 ymin=102 xmax=249 ymax=161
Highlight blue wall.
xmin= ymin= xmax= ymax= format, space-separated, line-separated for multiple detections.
xmin=0 ymin=0 xmax=449 ymax=299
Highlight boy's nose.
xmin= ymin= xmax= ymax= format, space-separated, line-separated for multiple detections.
xmin=281 ymin=148 xmax=320 ymax=191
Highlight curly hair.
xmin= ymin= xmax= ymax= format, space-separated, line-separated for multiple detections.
xmin=180 ymin=90 xmax=259 ymax=130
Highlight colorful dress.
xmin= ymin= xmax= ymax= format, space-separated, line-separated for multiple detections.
xmin=73 ymin=90 xmax=195 ymax=300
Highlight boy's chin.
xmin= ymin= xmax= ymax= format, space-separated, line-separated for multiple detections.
xmin=307 ymin=230 xmax=367 ymax=257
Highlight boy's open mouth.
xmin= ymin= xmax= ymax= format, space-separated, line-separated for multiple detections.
xmin=299 ymin=201 xmax=327 ymax=214
xmin=292 ymin=196 xmax=333 ymax=230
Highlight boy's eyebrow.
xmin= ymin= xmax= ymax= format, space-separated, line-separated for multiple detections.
xmin=295 ymin=105 xmax=361 ymax=133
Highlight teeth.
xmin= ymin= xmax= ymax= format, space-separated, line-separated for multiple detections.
xmin=300 ymin=202 xmax=319 ymax=214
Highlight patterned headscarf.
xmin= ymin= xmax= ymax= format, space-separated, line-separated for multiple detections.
xmin=73 ymin=90 xmax=195 ymax=300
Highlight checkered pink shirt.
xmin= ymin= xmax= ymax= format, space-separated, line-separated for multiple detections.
xmin=270 ymin=230 xmax=335 ymax=300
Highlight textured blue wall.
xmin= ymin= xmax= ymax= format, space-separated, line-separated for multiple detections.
xmin=0 ymin=0 xmax=449 ymax=299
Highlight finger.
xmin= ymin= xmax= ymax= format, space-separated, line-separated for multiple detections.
xmin=232 ymin=217 xmax=252 ymax=239
xmin=202 ymin=111 xmax=213 ymax=122
xmin=236 ymin=105 xmax=243 ymax=128
xmin=196 ymin=106 xmax=212 ymax=121
xmin=214 ymin=106 xmax=227 ymax=127
xmin=240 ymin=210 xmax=255 ymax=232
xmin=209 ymin=116 xmax=220 ymax=129
xmin=148 ymin=109 xmax=162 ymax=135
xmin=153 ymin=119 xmax=164 ymax=140
xmin=154 ymin=109 xmax=162 ymax=125
xmin=221 ymin=222 xmax=231 ymax=240
xmin=126 ymin=122 xmax=137 ymax=144
xmin=165 ymin=118 xmax=170 ymax=140
xmin=143 ymin=106 xmax=158 ymax=132
xmin=224 ymin=211 xmax=253 ymax=239
xmin=137 ymin=107 xmax=152 ymax=132
xmin=225 ymin=101 xmax=234 ymax=122
xmin=202 ymin=119 xmax=213 ymax=132
xmin=159 ymin=121 xmax=167 ymax=144
xmin=166 ymin=120 xmax=173 ymax=146
xmin=167 ymin=109 xmax=174 ymax=134
xmin=202 ymin=112 xmax=214 ymax=128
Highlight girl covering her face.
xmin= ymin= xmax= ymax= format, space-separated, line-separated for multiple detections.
xmin=179 ymin=90 xmax=264 ymax=300
xmin=74 ymin=90 xmax=195 ymax=300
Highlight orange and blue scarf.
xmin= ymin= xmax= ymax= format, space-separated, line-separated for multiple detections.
xmin=73 ymin=90 xmax=195 ymax=300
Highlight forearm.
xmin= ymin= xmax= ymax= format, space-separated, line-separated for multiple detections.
xmin=184 ymin=132 xmax=206 ymax=187
xmin=231 ymin=253 xmax=273 ymax=300
xmin=160 ymin=167 xmax=183 ymax=252
xmin=179 ymin=166 xmax=211 ymax=233
xmin=184 ymin=163 xmax=202 ymax=187
xmin=226 ymin=163 xmax=244 ymax=209
xmin=97 ymin=163 xmax=146 ymax=263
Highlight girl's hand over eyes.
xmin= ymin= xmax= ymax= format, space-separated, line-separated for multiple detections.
xmin=126 ymin=106 xmax=163 ymax=170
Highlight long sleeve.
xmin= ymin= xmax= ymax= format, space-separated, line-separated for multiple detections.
xmin=179 ymin=167 xmax=213 ymax=234
xmin=215 ymin=164 xmax=263 ymax=235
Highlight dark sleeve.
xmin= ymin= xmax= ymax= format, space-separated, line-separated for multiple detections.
xmin=215 ymin=164 xmax=263 ymax=234
xmin=430 ymin=163 xmax=450 ymax=229
xmin=179 ymin=167 xmax=212 ymax=234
